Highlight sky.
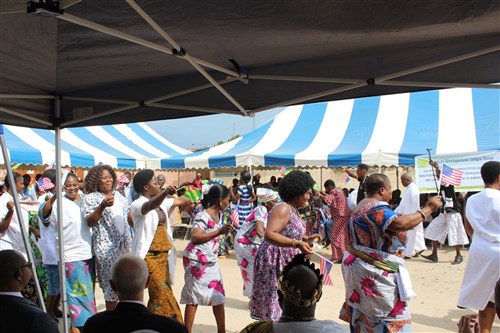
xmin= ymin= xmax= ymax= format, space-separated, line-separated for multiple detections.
xmin=146 ymin=108 xmax=283 ymax=150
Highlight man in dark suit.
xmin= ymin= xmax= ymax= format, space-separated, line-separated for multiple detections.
xmin=84 ymin=254 xmax=187 ymax=333
xmin=0 ymin=249 xmax=58 ymax=333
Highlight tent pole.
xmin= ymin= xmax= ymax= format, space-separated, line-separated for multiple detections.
xmin=0 ymin=125 xmax=46 ymax=312
xmin=55 ymin=109 xmax=70 ymax=333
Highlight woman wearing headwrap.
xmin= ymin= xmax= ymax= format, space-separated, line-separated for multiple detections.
xmin=83 ymin=164 xmax=131 ymax=311
xmin=250 ymin=171 xmax=319 ymax=321
xmin=129 ymin=169 xmax=191 ymax=322
xmin=234 ymin=188 xmax=278 ymax=298
xmin=180 ymin=183 xmax=234 ymax=333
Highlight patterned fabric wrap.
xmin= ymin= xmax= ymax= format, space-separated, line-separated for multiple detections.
xmin=237 ymin=185 xmax=254 ymax=225
xmin=340 ymin=201 xmax=411 ymax=333
xmin=218 ymin=208 xmax=234 ymax=255
xmin=234 ymin=205 xmax=268 ymax=297
xmin=324 ymin=188 xmax=352 ymax=261
xmin=65 ymin=259 xmax=97 ymax=328
xmin=181 ymin=210 xmax=226 ymax=306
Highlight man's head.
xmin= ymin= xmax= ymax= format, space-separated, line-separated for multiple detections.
xmin=365 ymin=173 xmax=392 ymax=202
xmin=323 ymin=179 xmax=336 ymax=193
xmin=356 ymin=163 xmax=369 ymax=180
xmin=278 ymin=254 xmax=323 ymax=317
xmin=0 ymin=250 xmax=32 ymax=292
xmin=196 ymin=173 xmax=202 ymax=179
xmin=400 ymin=173 xmax=413 ymax=187
xmin=480 ymin=161 xmax=500 ymax=187
xmin=110 ymin=254 xmax=150 ymax=301
xmin=157 ymin=174 xmax=166 ymax=189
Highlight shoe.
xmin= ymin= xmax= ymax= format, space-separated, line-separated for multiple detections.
xmin=451 ymin=255 xmax=463 ymax=265
xmin=421 ymin=254 xmax=438 ymax=262
xmin=404 ymin=256 xmax=412 ymax=260
xmin=413 ymin=250 xmax=425 ymax=257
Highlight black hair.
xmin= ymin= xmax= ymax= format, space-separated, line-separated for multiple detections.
xmin=357 ymin=163 xmax=369 ymax=171
xmin=84 ymin=164 xmax=117 ymax=193
xmin=133 ymin=169 xmax=155 ymax=194
xmin=35 ymin=174 xmax=42 ymax=181
xmin=324 ymin=179 xmax=335 ymax=188
xmin=42 ymin=168 xmax=56 ymax=184
xmin=240 ymin=170 xmax=253 ymax=197
xmin=201 ymin=183 xmax=229 ymax=209
xmin=480 ymin=161 xmax=500 ymax=185
xmin=65 ymin=172 xmax=79 ymax=184
xmin=278 ymin=170 xmax=315 ymax=202
xmin=4 ymin=172 xmax=22 ymax=190
xmin=22 ymin=174 xmax=31 ymax=187
xmin=365 ymin=173 xmax=390 ymax=196
xmin=0 ymin=250 xmax=25 ymax=283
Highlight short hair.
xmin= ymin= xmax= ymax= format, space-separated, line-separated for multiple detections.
xmin=0 ymin=250 xmax=25 ymax=283
xmin=278 ymin=170 xmax=315 ymax=202
xmin=324 ymin=179 xmax=335 ymax=188
xmin=42 ymin=168 xmax=56 ymax=184
xmin=111 ymin=254 xmax=149 ymax=297
xmin=64 ymin=173 xmax=79 ymax=184
xmin=201 ymin=183 xmax=230 ymax=209
xmin=480 ymin=161 xmax=500 ymax=185
xmin=84 ymin=164 xmax=117 ymax=193
xmin=4 ymin=172 xmax=22 ymax=190
xmin=365 ymin=173 xmax=390 ymax=196
xmin=133 ymin=169 xmax=155 ymax=194
xmin=357 ymin=163 xmax=369 ymax=171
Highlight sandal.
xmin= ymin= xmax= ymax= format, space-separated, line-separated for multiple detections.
xmin=421 ymin=254 xmax=438 ymax=262
xmin=451 ymin=255 xmax=463 ymax=265
xmin=413 ymin=249 xmax=425 ymax=257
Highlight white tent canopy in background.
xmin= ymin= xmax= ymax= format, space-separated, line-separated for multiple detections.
xmin=1 ymin=122 xmax=190 ymax=169
xmin=160 ymin=88 xmax=500 ymax=169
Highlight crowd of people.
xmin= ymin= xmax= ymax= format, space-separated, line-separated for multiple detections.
xmin=0 ymin=159 xmax=498 ymax=333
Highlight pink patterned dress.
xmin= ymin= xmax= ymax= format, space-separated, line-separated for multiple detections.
xmin=180 ymin=210 xmax=225 ymax=306
xmin=234 ymin=205 xmax=268 ymax=298
xmin=324 ymin=188 xmax=352 ymax=261
xmin=249 ymin=202 xmax=305 ymax=321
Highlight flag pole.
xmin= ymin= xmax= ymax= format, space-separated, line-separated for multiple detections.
xmin=312 ymin=251 xmax=333 ymax=265
xmin=426 ymin=148 xmax=440 ymax=193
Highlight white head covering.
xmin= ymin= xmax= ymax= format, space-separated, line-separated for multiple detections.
xmin=257 ymin=187 xmax=278 ymax=203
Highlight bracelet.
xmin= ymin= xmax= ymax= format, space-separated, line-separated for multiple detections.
xmin=291 ymin=239 xmax=296 ymax=248
xmin=417 ymin=208 xmax=427 ymax=221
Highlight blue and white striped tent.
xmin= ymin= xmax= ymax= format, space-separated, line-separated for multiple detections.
xmin=1 ymin=122 xmax=190 ymax=169
xmin=161 ymin=88 xmax=499 ymax=169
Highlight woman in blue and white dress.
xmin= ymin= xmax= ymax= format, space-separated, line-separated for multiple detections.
xmin=232 ymin=171 xmax=256 ymax=226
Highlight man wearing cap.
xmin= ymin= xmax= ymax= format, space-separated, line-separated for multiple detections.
xmin=343 ymin=163 xmax=369 ymax=204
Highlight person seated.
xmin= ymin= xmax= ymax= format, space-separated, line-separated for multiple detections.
xmin=240 ymin=253 xmax=344 ymax=333
xmin=84 ymin=254 xmax=187 ymax=333
xmin=0 ymin=249 xmax=58 ymax=333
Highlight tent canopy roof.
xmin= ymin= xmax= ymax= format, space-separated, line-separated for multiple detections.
xmin=1 ymin=0 xmax=499 ymax=129
xmin=160 ymin=88 xmax=500 ymax=169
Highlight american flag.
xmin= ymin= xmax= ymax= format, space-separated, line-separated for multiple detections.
xmin=319 ymin=256 xmax=334 ymax=286
xmin=344 ymin=175 xmax=350 ymax=184
xmin=230 ymin=209 xmax=240 ymax=228
xmin=440 ymin=164 xmax=464 ymax=186
xmin=37 ymin=177 xmax=55 ymax=190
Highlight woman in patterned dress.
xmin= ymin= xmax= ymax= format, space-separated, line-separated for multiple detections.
xmin=250 ymin=171 xmax=319 ymax=321
xmin=41 ymin=173 xmax=96 ymax=332
xmin=339 ymin=174 xmax=442 ymax=333
xmin=83 ymin=164 xmax=131 ymax=311
xmin=320 ymin=179 xmax=352 ymax=263
xmin=130 ymin=169 xmax=190 ymax=322
xmin=234 ymin=188 xmax=278 ymax=298
xmin=180 ymin=183 xmax=234 ymax=333
xmin=232 ymin=171 xmax=256 ymax=226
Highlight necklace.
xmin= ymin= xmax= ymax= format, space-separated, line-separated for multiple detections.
xmin=287 ymin=202 xmax=306 ymax=227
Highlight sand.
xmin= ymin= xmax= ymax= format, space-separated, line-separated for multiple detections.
xmin=89 ymin=239 xmax=500 ymax=333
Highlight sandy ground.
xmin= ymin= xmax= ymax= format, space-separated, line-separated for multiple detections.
xmin=89 ymin=238 xmax=500 ymax=333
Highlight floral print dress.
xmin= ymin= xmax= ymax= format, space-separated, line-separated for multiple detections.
xmin=180 ymin=210 xmax=225 ymax=306
xmin=83 ymin=191 xmax=131 ymax=301
xmin=339 ymin=201 xmax=411 ymax=333
xmin=249 ymin=202 xmax=304 ymax=321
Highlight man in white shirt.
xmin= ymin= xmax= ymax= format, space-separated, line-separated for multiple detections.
xmin=0 ymin=249 xmax=58 ymax=333
xmin=395 ymin=173 xmax=425 ymax=259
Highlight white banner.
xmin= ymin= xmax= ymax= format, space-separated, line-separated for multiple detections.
xmin=415 ymin=150 xmax=499 ymax=193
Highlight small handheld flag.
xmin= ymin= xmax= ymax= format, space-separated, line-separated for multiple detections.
xmin=344 ymin=175 xmax=350 ymax=184
xmin=230 ymin=209 xmax=240 ymax=228
xmin=440 ymin=164 xmax=464 ymax=186
xmin=280 ymin=166 xmax=292 ymax=177
xmin=319 ymin=256 xmax=334 ymax=286
xmin=183 ymin=185 xmax=202 ymax=202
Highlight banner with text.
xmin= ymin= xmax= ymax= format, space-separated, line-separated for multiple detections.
xmin=415 ymin=150 xmax=499 ymax=193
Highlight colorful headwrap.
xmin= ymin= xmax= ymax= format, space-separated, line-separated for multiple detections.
xmin=210 ymin=178 xmax=224 ymax=185
xmin=257 ymin=188 xmax=278 ymax=203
